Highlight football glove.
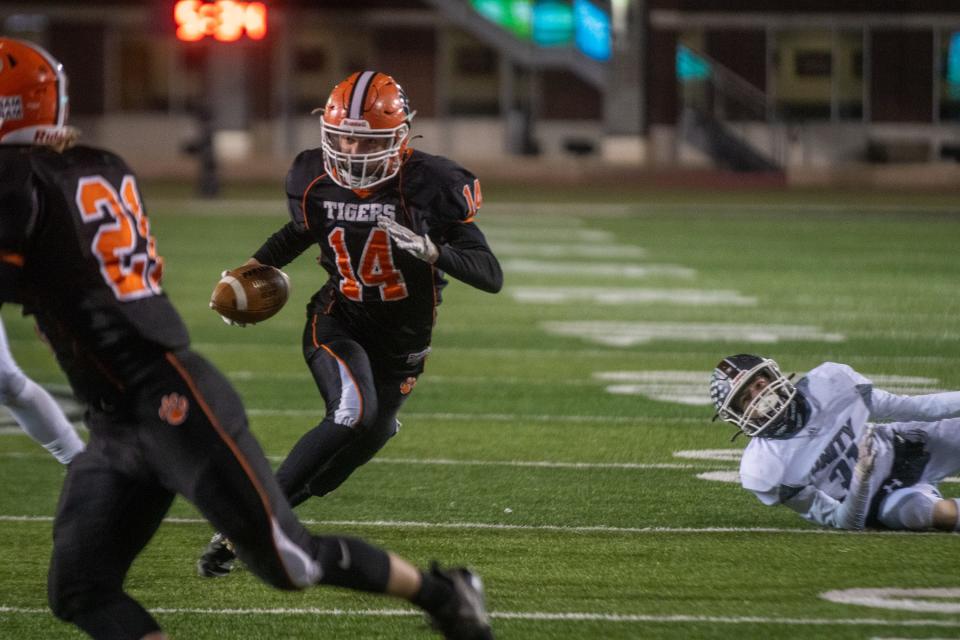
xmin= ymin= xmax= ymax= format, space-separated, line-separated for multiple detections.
xmin=377 ymin=216 xmax=439 ymax=264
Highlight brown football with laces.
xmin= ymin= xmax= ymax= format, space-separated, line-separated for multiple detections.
xmin=210 ymin=263 xmax=290 ymax=325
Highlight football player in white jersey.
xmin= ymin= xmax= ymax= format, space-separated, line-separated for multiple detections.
xmin=0 ymin=317 xmax=83 ymax=464
xmin=710 ymin=354 xmax=960 ymax=531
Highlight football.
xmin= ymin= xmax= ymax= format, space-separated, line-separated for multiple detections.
xmin=210 ymin=263 xmax=290 ymax=325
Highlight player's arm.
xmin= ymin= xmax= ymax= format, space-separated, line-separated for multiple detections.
xmin=251 ymin=220 xmax=314 ymax=268
xmin=249 ymin=150 xmax=322 ymax=269
xmin=377 ymin=217 xmax=502 ymax=293
xmin=782 ymin=427 xmax=878 ymax=530
xmin=866 ymin=386 xmax=960 ymax=422
xmin=433 ymin=222 xmax=502 ymax=293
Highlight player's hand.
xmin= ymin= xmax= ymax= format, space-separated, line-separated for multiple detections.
xmin=377 ymin=216 xmax=439 ymax=264
xmin=854 ymin=424 xmax=878 ymax=482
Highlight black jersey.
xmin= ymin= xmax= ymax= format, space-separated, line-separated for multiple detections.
xmin=0 ymin=144 xmax=189 ymax=406
xmin=254 ymin=148 xmax=501 ymax=356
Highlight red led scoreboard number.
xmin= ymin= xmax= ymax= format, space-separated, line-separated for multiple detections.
xmin=175 ymin=1 xmax=267 ymax=42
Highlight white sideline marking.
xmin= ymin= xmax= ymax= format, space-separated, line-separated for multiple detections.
xmin=595 ymin=371 xmax=950 ymax=404
xmin=542 ymin=321 xmax=846 ymax=347
xmin=368 ymin=457 xmax=700 ymax=471
xmin=822 ymin=588 xmax=960 ymax=614
xmin=243 ymin=409 xmax=708 ymax=425
xmin=697 ymin=471 xmax=741 ymax=483
xmin=0 ymin=515 xmax=947 ymax=536
xmin=501 ymin=259 xmax=695 ymax=279
xmin=484 ymin=228 xmax=614 ymax=242
xmin=150 ymin=199 xmax=960 ymax=218
xmin=510 ymin=287 xmax=755 ymax=306
xmin=488 ymin=242 xmax=646 ymax=259
xmin=2 ymin=605 xmax=960 ymax=627
xmin=674 ymin=449 xmax=743 ymax=462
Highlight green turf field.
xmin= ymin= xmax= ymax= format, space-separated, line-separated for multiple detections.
xmin=0 ymin=185 xmax=959 ymax=639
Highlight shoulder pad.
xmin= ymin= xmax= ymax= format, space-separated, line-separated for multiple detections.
xmin=286 ymin=148 xmax=326 ymax=197
xmin=402 ymin=150 xmax=480 ymax=223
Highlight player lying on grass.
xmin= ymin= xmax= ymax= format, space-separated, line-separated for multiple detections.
xmin=710 ymin=354 xmax=960 ymax=531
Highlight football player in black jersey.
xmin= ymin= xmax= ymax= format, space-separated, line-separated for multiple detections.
xmin=0 ymin=39 xmax=492 ymax=640
xmin=199 ymin=71 xmax=502 ymax=577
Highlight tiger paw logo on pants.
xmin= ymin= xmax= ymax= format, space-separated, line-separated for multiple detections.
xmin=159 ymin=393 xmax=189 ymax=425
xmin=399 ymin=376 xmax=417 ymax=395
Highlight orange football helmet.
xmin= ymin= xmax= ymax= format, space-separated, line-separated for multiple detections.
xmin=319 ymin=71 xmax=415 ymax=189
xmin=0 ymin=38 xmax=73 ymax=146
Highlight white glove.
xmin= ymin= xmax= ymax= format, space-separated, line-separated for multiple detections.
xmin=377 ymin=216 xmax=439 ymax=264
xmin=854 ymin=424 xmax=878 ymax=482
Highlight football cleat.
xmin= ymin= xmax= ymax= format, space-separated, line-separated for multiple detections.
xmin=196 ymin=532 xmax=237 ymax=578
xmin=425 ymin=563 xmax=494 ymax=640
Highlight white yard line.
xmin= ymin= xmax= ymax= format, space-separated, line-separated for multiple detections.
xmin=509 ymin=287 xmax=755 ymax=306
xmin=149 ymin=199 xmax=960 ymax=218
xmin=243 ymin=410 xmax=707 ymax=425
xmin=1 ymin=605 xmax=959 ymax=627
xmin=0 ymin=515 xmax=946 ymax=536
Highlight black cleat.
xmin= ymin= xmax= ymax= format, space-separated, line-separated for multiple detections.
xmin=196 ymin=532 xmax=237 ymax=578
xmin=425 ymin=564 xmax=494 ymax=640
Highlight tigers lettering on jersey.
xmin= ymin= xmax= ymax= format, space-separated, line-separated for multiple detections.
xmin=323 ymin=201 xmax=396 ymax=222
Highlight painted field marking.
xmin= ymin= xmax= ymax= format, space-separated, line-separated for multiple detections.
xmin=502 ymin=259 xmax=695 ymax=279
xmin=10 ymin=338 xmax=953 ymax=366
xmin=822 ymin=588 xmax=960 ymax=614
xmin=488 ymin=242 xmax=646 ymax=259
xmin=149 ymin=198 xmax=960 ymax=218
xmin=1 ymin=449 xmax=952 ymax=484
xmin=483 ymin=228 xmax=614 ymax=242
xmin=1 ymin=605 xmax=959 ymax=627
xmin=367 ymin=457 xmax=701 ymax=471
xmin=243 ymin=409 xmax=708 ymax=425
xmin=510 ymin=287 xmax=755 ymax=306
xmin=0 ymin=515 xmax=948 ymax=536
xmin=541 ymin=321 xmax=846 ymax=347
xmin=674 ymin=449 xmax=743 ymax=462
xmin=697 ymin=471 xmax=741 ymax=483
xmin=595 ymin=371 xmax=951 ymax=404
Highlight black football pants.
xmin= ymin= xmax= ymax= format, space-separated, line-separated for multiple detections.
xmin=47 ymin=349 xmax=390 ymax=639
xmin=275 ymin=311 xmax=424 ymax=504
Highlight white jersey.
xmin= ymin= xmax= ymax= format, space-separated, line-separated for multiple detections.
xmin=740 ymin=362 xmax=960 ymax=528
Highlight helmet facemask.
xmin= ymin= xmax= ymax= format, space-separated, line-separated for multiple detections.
xmin=321 ymin=118 xmax=409 ymax=190
xmin=710 ymin=356 xmax=801 ymax=438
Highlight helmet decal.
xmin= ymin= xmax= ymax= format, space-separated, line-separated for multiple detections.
xmin=348 ymin=70 xmax=377 ymax=120
xmin=0 ymin=38 xmax=75 ymax=147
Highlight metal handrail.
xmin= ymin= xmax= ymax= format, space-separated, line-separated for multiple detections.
xmin=678 ymin=44 xmax=787 ymax=169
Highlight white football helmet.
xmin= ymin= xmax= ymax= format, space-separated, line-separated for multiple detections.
xmin=710 ymin=354 xmax=799 ymax=438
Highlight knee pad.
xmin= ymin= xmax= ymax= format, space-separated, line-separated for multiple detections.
xmin=878 ymin=484 xmax=940 ymax=530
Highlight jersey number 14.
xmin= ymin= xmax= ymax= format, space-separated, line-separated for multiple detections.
xmin=328 ymin=227 xmax=409 ymax=302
